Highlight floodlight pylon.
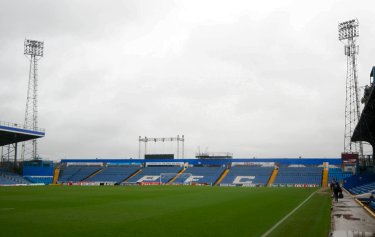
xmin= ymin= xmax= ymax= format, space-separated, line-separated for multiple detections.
xmin=338 ymin=19 xmax=363 ymax=156
xmin=21 ymin=39 xmax=44 ymax=161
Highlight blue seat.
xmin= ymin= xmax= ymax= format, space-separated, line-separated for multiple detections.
xmin=126 ymin=166 xmax=182 ymax=183
xmin=24 ymin=176 xmax=53 ymax=184
xmin=0 ymin=170 xmax=30 ymax=185
xmin=344 ymin=173 xmax=375 ymax=195
xmin=328 ymin=167 xmax=353 ymax=183
xmin=370 ymin=201 xmax=375 ymax=212
xmin=173 ymin=166 xmax=225 ymax=185
xmin=347 ymin=181 xmax=375 ymax=195
xmin=221 ymin=166 xmax=273 ymax=186
xmin=86 ymin=166 xmax=140 ymax=183
xmin=274 ymin=166 xmax=322 ymax=185
xmin=58 ymin=166 xmax=102 ymax=183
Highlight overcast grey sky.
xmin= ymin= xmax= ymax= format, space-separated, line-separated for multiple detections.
xmin=1 ymin=0 xmax=375 ymax=160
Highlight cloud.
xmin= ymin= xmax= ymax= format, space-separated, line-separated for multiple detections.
xmin=1 ymin=0 xmax=374 ymax=160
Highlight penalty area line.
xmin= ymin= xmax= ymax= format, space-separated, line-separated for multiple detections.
xmin=260 ymin=190 xmax=318 ymax=237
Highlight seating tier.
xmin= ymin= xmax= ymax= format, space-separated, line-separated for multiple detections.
xmin=273 ymin=167 xmax=322 ymax=185
xmin=221 ymin=166 xmax=273 ymax=185
xmin=86 ymin=166 xmax=140 ymax=183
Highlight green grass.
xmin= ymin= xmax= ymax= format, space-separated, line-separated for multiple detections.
xmin=0 ymin=186 xmax=330 ymax=237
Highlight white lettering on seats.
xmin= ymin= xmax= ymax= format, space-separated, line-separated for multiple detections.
xmin=137 ymin=176 xmax=160 ymax=182
xmin=233 ymin=176 xmax=255 ymax=184
xmin=185 ymin=176 xmax=204 ymax=183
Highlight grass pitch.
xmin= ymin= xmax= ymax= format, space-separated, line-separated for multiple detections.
xmin=0 ymin=186 xmax=331 ymax=237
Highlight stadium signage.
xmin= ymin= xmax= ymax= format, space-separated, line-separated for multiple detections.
xmin=139 ymin=182 xmax=160 ymax=186
xmin=67 ymin=162 xmax=103 ymax=166
xmin=145 ymin=162 xmax=184 ymax=166
xmin=232 ymin=162 xmax=274 ymax=167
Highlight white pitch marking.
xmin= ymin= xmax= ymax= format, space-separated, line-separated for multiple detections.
xmin=260 ymin=190 xmax=318 ymax=237
xmin=0 ymin=208 xmax=15 ymax=211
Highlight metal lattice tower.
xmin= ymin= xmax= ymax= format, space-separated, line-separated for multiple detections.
xmin=338 ymin=19 xmax=363 ymax=156
xmin=21 ymin=39 xmax=44 ymax=161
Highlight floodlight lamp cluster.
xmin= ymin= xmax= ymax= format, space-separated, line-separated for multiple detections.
xmin=338 ymin=19 xmax=359 ymax=41
xmin=24 ymin=39 xmax=44 ymax=57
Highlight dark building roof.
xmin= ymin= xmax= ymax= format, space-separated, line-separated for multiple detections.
xmin=351 ymin=67 xmax=375 ymax=155
xmin=0 ymin=122 xmax=45 ymax=146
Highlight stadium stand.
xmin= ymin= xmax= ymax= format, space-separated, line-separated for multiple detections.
xmin=273 ymin=166 xmax=323 ymax=185
xmin=0 ymin=174 xmax=20 ymax=185
xmin=22 ymin=160 xmax=54 ymax=185
xmin=53 ymin=159 xmax=353 ymax=186
xmin=58 ymin=166 xmax=102 ymax=183
xmin=173 ymin=166 xmax=225 ymax=185
xmin=24 ymin=176 xmax=53 ymax=184
xmin=85 ymin=166 xmax=140 ymax=183
xmin=347 ymin=182 xmax=375 ymax=195
xmin=0 ymin=169 xmax=30 ymax=185
xmin=328 ymin=167 xmax=352 ymax=183
xmin=220 ymin=166 xmax=274 ymax=186
xmin=125 ymin=166 xmax=182 ymax=183
xmin=344 ymin=173 xmax=375 ymax=195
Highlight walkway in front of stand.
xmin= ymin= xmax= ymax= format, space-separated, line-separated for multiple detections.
xmin=331 ymin=190 xmax=375 ymax=237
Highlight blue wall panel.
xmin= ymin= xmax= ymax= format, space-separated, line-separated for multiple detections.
xmin=23 ymin=167 xmax=54 ymax=176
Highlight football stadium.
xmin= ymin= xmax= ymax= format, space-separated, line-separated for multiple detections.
xmin=1 ymin=3 xmax=375 ymax=237
xmin=0 ymin=156 xmax=342 ymax=237
xmin=1 ymin=147 xmax=375 ymax=236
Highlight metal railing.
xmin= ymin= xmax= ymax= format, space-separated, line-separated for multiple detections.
xmin=0 ymin=121 xmax=45 ymax=133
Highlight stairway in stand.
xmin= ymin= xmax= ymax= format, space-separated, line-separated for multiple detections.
xmin=267 ymin=167 xmax=279 ymax=187
xmin=214 ymin=168 xmax=230 ymax=186
xmin=52 ymin=167 xmax=60 ymax=185
xmin=167 ymin=167 xmax=186 ymax=184
xmin=322 ymin=168 xmax=329 ymax=187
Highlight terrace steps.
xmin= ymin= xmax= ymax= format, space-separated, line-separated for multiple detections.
xmin=214 ymin=168 xmax=229 ymax=186
xmin=82 ymin=168 xmax=104 ymax=182
xmin=267 ymin=167 xmax=278 ymax=187
xmin=168 ymin=167 xmax=186 ymax=184
xmin=52 ymin=167 xmax=60 ymax=184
